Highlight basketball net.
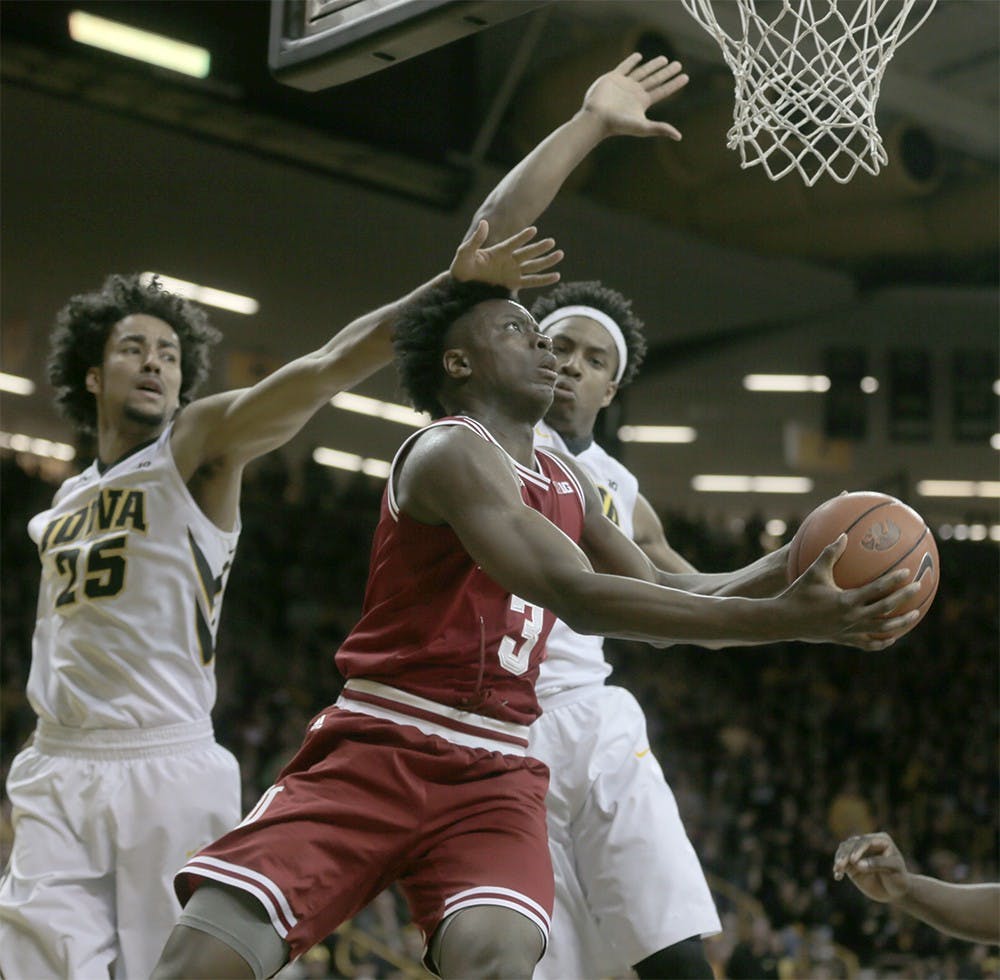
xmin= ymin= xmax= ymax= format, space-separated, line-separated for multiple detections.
xmin=680 ymin=0 xmax=938 ymax=185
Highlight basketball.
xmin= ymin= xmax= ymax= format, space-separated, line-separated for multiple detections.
xmin=787 ymin=491 xmax=939 ymax=634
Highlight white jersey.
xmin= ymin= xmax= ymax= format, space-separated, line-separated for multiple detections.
xmin=26 ymin=423 xmax=240 ymax=729
xmin=532 ymin=420 xmax=638 ymax=698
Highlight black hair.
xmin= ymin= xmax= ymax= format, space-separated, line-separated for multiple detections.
xmin=530 ymin=280 xmax=647 ymax=388
xmin=394 ymin=277 xmax=511 ymax=418
xmin=47 ymin=273 xmax=222 ymax=434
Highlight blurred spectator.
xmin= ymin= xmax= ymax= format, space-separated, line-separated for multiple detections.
xmin=2 ymin=450 xmax=996 ymax=977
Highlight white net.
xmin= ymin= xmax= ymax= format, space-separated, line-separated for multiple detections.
xmin=680 ymin=0 xmax=938 ymax=185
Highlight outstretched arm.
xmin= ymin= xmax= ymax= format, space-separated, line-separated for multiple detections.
xmin=397 ymin=426 xmax=921 ymax=651
xmin=833 ymin=833 xmax=1000 ymax=944
xmin=632 ymin=490 xmax=791 ymax=598
xmin=172 ymin=223 xmax=562 ymax=527
xmin=469 ymin=53 xmax=689 ymax=245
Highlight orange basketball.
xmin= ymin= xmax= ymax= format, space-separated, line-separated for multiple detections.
xmin=787 ymin=491 xmax=939 ymax=636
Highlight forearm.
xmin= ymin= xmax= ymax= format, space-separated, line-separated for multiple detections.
xmin=549 ymin=570 xmax=782 ymax=649
xmin=657 ymin=548 xmax=789 ymax=598
xmin=897 ymin=876 xmax=1000 ymax=944
xmin=312 ymin=269 xmax=450 ymax=380
xmin=195 ymin=271 xmax=448 ymax=465
xmin=469 ymin=110 xmax=609 ymax=244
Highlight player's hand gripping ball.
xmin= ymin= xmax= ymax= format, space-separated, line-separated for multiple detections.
xmin=788 ymin=491 xmax=939 ymax=637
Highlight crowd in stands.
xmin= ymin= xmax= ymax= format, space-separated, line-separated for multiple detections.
xmin=2 ymin=449 xmax=997 ymax=979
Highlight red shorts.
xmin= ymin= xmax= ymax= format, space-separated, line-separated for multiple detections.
xmin=175 ymin=702 xmax=553 ymax=959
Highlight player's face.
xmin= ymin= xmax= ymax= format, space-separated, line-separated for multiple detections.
xmin=87 ymin=314 xmax=182 ymax=433
xmin=543 ymin=316 xmax=619 ymax=439
xmin=449 ymin=299 xmax=557 ymax=419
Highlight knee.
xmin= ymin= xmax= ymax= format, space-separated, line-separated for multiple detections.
xmin=633 ymin=935 xmax=714 ymax=980
xmin=433 ymin=907 xmax=544 ymax=979
xmin=151 ymin=924 xmax=255 ymax=980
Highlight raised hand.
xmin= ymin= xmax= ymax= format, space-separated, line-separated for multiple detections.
xmin=778 ymin=536 xmax=921 ymax=650
xmin=582 ymin=53 xmax=689 ymax=140
xmin=833 ymin=832 xmax=910 ymax=903
xmin=451 ymin=220 xmax=563 ymax=293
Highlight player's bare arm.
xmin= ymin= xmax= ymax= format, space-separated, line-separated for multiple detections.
xmin=470 ymin=54 xmax=689 ymax=245
xmin=560 ymin=458 xmax=846 ymax=615
xmin=833 ymin=833 xmax=1000 ymax=944
xmin=632 ymin=492 xmax=698 ymax=573
xmin=397 ymin=426 xmax=921 ymax=651
xmin=171 ymin=223 xmax=562 ymax=528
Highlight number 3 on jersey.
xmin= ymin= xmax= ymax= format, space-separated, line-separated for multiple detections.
xmin=497 ymin=595 xmax=544 ymax=676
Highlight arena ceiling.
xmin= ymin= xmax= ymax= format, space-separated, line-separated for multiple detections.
xmin=2 ymin=0 xmax=997 ymax=529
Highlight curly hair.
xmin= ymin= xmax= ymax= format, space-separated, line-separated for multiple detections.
xmin=47 ymin=273 xmax=222 ymax=434
xmin=394 ymin=278 xmax=512 ymax=418
xmin=530 ymin=280 xmax=647 ymax=389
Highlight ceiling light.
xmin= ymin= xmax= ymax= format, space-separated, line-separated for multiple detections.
xmin=140 ymin=273 xmax=258 ymax=315
xmin=0 ymin=431 xmax=75 ymax=461
xmin=617 ymin=425 xmax=697 ymax=443
xmin=860 ymin=376 xmax=879 ymax=393
xmin=330 ymin=392 xmax=426 ymax=427
xmin=916 ymin=480 xmax=1000 ymax=498
xmin=69 ymin=11 xmax=211 ymax=78
xmin=0 ymin=372 xmax=36 ymax=396
xmin=743 ymin=374 xmax=831 ymax=392
xmin=692 ymin=475 xmax=814 ymax=493
xmin=991 ymin=434 xmax=1000 ymax=450
xmin=313 ymin=447 xmax=390 ymax=479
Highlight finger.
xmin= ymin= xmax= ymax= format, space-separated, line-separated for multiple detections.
xmin=833 ymin=841 xmax=854 ymax=875
xmin=646 ymin=74 xmax=690 ymax=105
xmin=857 ymin=580 xmax=920 ymax=616
xmin=867 ymin=607 xmax=920 ymax=634
xmin=855 ymin=565 xmax=914 ymax=601
xmin=612 ymin=52 xmax=644 ymax=76
xmin=493 ymin=225 xmax=539 ymax=251
xmin=850 ymin=635 xmax=898 ymax=652
xmin=642 ymin=61 xmax=686 ymax=90
xmin=464 ymin=218 xmax=489 ymax=249
xmin=510 ymin=236 xmax=557 ymax=259
xmin=629 ymin=54 xmax=669 ymax=82
xmin=811 ymin=534 xmax=848 ymax=570
xmin=638 ymin=121 xmax=683 ymax=141
xmin=518 ymin=250 xmax=564 ymax=274
xmin=518 ymin=271 xmax=561 ymax=289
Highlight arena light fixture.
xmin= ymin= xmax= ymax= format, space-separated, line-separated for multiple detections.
xmin=139 ymin=273 xmax=258 ymax=315
xmin=0 ymin=431 xmax=76 ymax=461
xmin=0 ymin=372 xmax=36 ymax=396
xmin=617 ymin=425 xmax=697 ymax=443
xmin=330 ymin=392 xmax=426 ymax=427
xmin=692 ymin=475 xmax=814 ymax=493
xmin=916 ymin=480 xmax=1000 ymax=498
xmin=940 ymin=523 xmax=996 ymax=542
xmin=743 ymin=374 xmax=831 ymax=392
xmin=68 ymin=11 xmax=211 ymax=78
xmin=313 ymin=447 xmax=391 ymax=480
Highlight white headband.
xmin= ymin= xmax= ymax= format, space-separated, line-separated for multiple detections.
xmin=537 ymin=305 xmax=628 ymax=384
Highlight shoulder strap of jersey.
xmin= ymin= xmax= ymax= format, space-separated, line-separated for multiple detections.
xmin=535 ymin=448 xmax=588 ymax=514
xmin=386 ymin=416 xmax=500 ymax=521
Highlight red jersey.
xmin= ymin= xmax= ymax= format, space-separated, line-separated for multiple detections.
xmin=335 ymin=416 xmax=586 ymax=727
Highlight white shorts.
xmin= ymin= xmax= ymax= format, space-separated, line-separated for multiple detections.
xmin=0 ymin=718 xmax=241 ymax=980
xmin=529 ymin=685 xmax=721 ymax=980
